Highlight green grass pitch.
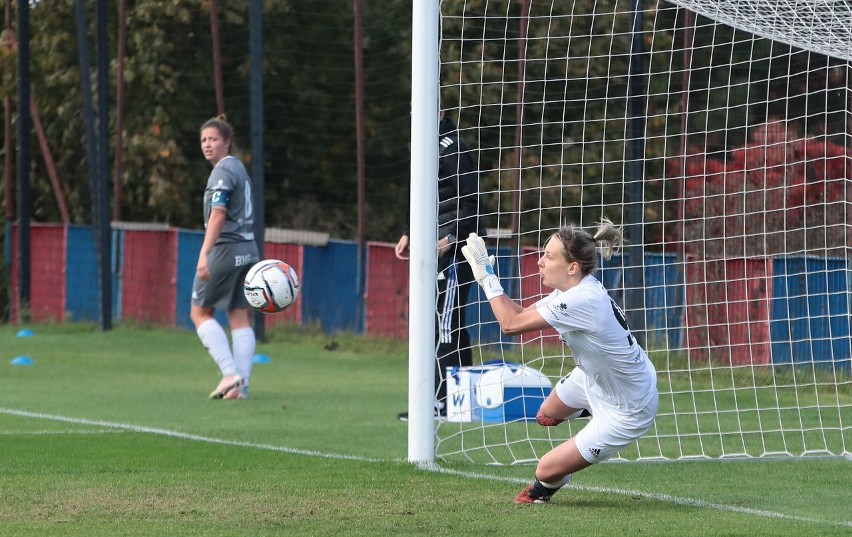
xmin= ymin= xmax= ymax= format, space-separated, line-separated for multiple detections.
xmin=1 ymin=323 xmax=849 ymax=536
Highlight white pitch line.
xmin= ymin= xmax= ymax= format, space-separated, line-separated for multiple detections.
xmin=2 ymin=407 xmax=849 ymax=529
xmin=0 ymin=407 xmax=382 ymax=463
xmin=426 ymin=464 xmax=852 ymax=529
xmin=0 ymin=429 xmax=122 ymax=435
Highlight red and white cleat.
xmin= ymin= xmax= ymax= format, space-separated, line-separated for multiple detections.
xmin=514 ymin=482 xmax=556 ymax=504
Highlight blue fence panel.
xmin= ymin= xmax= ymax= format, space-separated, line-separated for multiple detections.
xmin=598 ymin=254 xmax=684 ymax=350
xmin=111 ymin=228 xmax=123 ymax=323
xmin=65 ymin=225 xmax=101 ymax=322
xmin=467 ymin=248 xmax=514 ymax=346
xmin=645 ymin=253 xmax=685 ymax=350
xmin=302 ymin=240 xmax=362 ymax=333
xmin=597 ymin=254 xmax=624 ymax=293
xmin=770 ymin=257 xmax=852 ymax=371
xmin=176 ymin=230 xmax=200 ymax=330
xmin=175 ymin=230 xmax=227 ymax=330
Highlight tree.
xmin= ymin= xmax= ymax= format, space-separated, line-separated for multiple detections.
xmin=0 ymin=0 xmax=415 ymax=239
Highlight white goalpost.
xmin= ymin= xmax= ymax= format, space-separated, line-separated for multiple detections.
xmin=410 ymin=0 xmax=852 ymax=464
xmin=408 ymin=0 xmax=440 ymax=464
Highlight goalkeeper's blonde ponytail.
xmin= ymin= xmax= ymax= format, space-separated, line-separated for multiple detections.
xmin=551 ymin=216 xmax=624 ymax=275
xmin=593 ymin=217 xmax=623 ymax=260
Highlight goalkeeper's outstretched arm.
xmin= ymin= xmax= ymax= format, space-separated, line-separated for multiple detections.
xmin=461 ymin=233 xmax=551 ymax=336
xmin=490 ymin=294 xmax=550 ymax=336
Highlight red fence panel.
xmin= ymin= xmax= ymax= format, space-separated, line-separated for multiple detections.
xmin=365 ymin=242 xmax=409 ymax=339
xmin=685 ymin=256 xmax=772 ymax=366
xmin=11 ymin=224 xmax=67 ymax=322
xmin=519 ymin=246 xmax=561 ymax=347
xmin=121 ymin=229 xmax=178 ymax=325
xmin=262 ymin=243 xmax=304 ymax=327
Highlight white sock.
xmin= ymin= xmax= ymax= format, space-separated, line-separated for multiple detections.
xmin=197 ymin=319 xmax=238 ymax=377
xmin=231 ymin=327 xmax=256 ymax=385
xmin=541 ymin=474 xmax=573 ymax=489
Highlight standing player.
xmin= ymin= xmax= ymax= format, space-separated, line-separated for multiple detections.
xmin=461 ymin=219 xmax=658 ymax=504
xmin=190 ymin=116 xmax=259 ymax=400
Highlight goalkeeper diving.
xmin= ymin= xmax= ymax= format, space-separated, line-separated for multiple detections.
xmin=461 ymin=219 xmax=658 ymax=504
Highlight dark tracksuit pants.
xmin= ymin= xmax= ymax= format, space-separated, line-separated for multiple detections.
xmin=434 ymin=252 xmax=474 ymax=406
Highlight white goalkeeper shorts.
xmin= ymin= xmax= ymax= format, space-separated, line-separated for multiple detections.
xmin=553 ymin=367 xmax=659 ymax=464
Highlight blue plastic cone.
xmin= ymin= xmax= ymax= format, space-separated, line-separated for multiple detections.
xmin=11 ymin=356 xmax=34 ymax=366
xmin=16 ymin=329 xmax=33 ymax=338
xmin=252 ymin=354 xmax=271 ymax=364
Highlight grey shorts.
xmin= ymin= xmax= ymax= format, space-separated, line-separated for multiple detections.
xmin=191 ymin=241 xmax=260 ymax=310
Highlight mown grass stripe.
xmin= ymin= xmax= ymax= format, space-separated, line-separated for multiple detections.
xmin=3 ymin=406 xmax=849 ymax=529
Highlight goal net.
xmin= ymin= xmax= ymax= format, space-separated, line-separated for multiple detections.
xmin=431 ymin=0 xmax=851 ymax=463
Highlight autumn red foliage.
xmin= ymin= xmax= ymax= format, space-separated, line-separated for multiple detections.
xmin=678 ymin=119 xmax=851 ymax=259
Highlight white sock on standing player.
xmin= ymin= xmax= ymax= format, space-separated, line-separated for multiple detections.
xmin=197 ymin=319 xmax=238 ymax=377
xmin=231 ymin=326 xmax=256 ymax=386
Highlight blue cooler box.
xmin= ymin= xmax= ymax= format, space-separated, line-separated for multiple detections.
xmin=476 ymin=364 xmax=552 ymax=423
xmin=446 ymin=362 xmax=552 ymax=423
xmin=446 ymin=363 xmax=504 ymax=422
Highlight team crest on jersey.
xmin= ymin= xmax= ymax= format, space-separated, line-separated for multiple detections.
xmin=548 ymin=302 xmax=570 ymax=318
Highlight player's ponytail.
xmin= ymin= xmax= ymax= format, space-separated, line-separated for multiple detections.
xmin=552 ymin=217 xmax=624 ymax=275
xmin=593 ymin=217 xmax=623 ymax=260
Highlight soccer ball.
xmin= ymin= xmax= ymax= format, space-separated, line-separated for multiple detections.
xmin=243 ymin=259 xmax=300 ymax=313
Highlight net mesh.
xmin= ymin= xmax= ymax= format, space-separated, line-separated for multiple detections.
xmin=434 ymin=0 xmax=851 ymax=464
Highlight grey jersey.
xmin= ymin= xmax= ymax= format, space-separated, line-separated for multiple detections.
xmin=203 ymin=155 xmax=255 ymax=243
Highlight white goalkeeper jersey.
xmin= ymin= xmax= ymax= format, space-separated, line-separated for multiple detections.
xmin=535 ymin=274 xmax=657 ymax=412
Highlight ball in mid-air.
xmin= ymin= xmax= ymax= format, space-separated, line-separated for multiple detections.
xmin=243 ymin=259 xmax=300 ymax=313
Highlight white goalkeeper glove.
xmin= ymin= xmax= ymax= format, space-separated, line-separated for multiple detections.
xmin=461 ymin=233 xmax=504 ymax=300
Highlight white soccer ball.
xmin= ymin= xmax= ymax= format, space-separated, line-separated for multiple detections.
xmin=243 ymin=259 xmax=300 ymax=314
